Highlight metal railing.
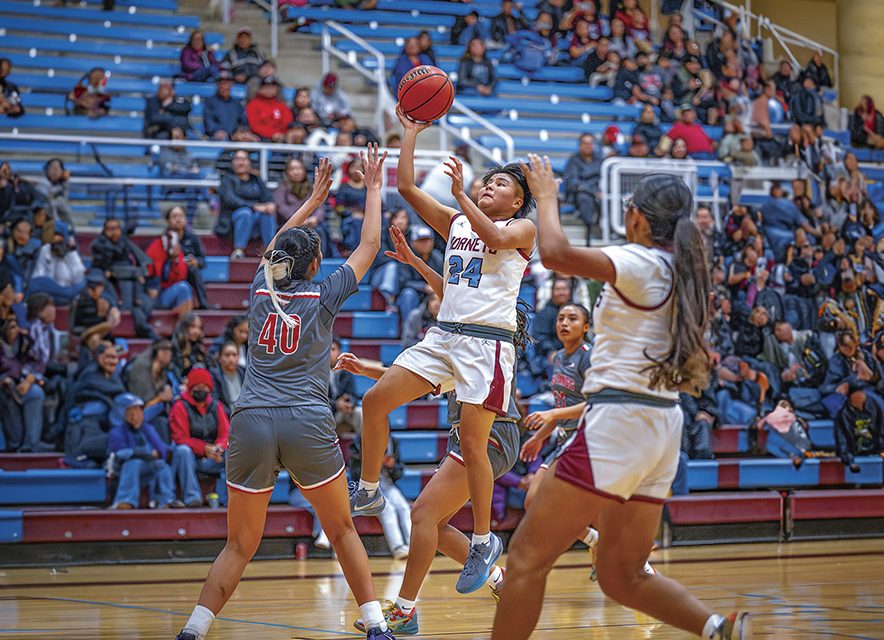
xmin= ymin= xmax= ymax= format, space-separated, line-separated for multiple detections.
xmin=319 ymin=21 xmax=512 ymax=164
xmin=0 ymin=132 xmax=452 ymax=182
xmin=700 ymin=0 xmax=840 ymax=100
xmin=321 ymin=20 xmax=392 ymax=139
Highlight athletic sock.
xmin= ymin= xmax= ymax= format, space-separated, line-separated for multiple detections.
xmin=472 ymin=532 xmax=491 ymax=546
xmin=358 ymin=479 xmax=379 ymax=497
xmin=395 ymin=595 xmax=416 ymax=613
xmin=485 ymin=565 xmax=504 ymax=588
xmin=582 ymin=527 xmax=599 ymax=548
xmin=182 ymin=605 xmax=215 ymax=639
xmin=702 ymin=613 xmax=725 ymax=639
xmin=360 ymin=601 xmax=388 ymax=632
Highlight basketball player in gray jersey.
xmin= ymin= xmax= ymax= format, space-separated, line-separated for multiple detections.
xmin=175 ymin=147 xmax=398 ymax=640
xmin=336 ymin=225 xmax=529 ymax=636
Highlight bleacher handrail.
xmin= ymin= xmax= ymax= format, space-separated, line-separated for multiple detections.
xmin=701 ymin=0 xmax=840 ymax=100
xmin=321 ymin=20 xmax=394 ymax=140
xmin=0 ymin=132 xmax=453 ymax=182
xmin=319 ymin=20 xmax=511 ymax=164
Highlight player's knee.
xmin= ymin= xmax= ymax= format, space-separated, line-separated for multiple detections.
xmin=596 ymin=563 xmax=642 ymax=603
xmin=226 ymin=533 xmax=261 ymax=561
xmin=410 ymin=500 xmax=442 ymax=530
xmin=321 ymin=518 xmax=357 ymax=547
xmin=458 ymin=435 xmax=489 ymax=463
xmin=362 ymin=385 xmax=394 ymax=418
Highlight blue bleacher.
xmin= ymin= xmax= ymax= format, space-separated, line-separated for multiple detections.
xmin=3 ymin=114 xmax=143 ymax=134
xmin=457 ymin=96 xmax=640 ymax=119
xmin=5 ymin=53 xmax=179 ymax=79
xmin=0 ymin=16 xmax=222 ymax=46
xmin=0 ymin=1 xmax=200 ymax=28
xmin=0 ymin=34 xmax=181 ymax=60
xmin=76 ymin=0 xmax=180 ymax=10
xmin=0 ymin=469 xmax=106 ymax=505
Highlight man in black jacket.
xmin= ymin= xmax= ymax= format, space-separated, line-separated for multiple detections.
xmin=490 ymin=0 xmax=530 ymax=43
xmin=835 ymin=388 xmax=884 ymax=472
xmin=144 ymin=80 xmax=192 ymax=139
xmin=216 ymin=150 xmax=276 ymax=258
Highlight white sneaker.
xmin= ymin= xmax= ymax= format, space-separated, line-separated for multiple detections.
xmin=314 ymin=530 xmax=330 ymax=549
xmin=392 ymin=545 xmax=410 ymax=560
xmin=230 ymin=249 xmax=244 ymax=259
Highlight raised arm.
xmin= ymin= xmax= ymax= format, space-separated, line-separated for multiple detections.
xmin=345 ymin=143 xmax=388 ymax=282
xmin=261 ymin=157 xmax=334 ymax=265
xmin=445 ymin=155 xmax=535 ymax=252
xmin=383 ymin=225 xmax=444 ymax=299
xmin=396 ymin=104 xmax=459 ymax=239
xmin=520 ymin=154 xmax=615 ymax=283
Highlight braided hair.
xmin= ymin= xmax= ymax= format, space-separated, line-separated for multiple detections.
xmin=630 ymin=174 xmax=711 ymax=395
xmin=514 ymin=299 xmax=534 ymax=355
xmin=262 ymin=226 xmax=320 ymax=329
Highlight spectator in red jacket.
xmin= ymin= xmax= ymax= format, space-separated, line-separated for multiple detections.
xmin=665 ymin=105 xmax=715 ymax=156
xmin=245 ymin=76 xmax=292 ymax=142
xmin=170 ymin=367 xmax=230 ymax=507
xmin=145 ymin=229 xmax=194 ymax=316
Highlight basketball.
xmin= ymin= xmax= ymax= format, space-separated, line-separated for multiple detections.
xmin=397 ymin=65 xmax=454 ymax=123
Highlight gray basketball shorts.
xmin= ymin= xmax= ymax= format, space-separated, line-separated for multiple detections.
xmin=445 ymin=419 xmax=520 ymax=480
xmin=226 ymin=405 xmax=345 ymax=493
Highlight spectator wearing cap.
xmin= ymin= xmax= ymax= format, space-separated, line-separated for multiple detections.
xmin=0 ymin=314 xmax=45 ymax=452
xmin=246 ymin=76 xmax=292 ymax=142
xmin=145 ymin=228 xmax=194 ymax=317
xmin=226 ymin=27 xmax=265 ymax=84
xmin=563 ymin=133 xmax=602 ymax=240
xmin=0 ymin=58 xmax=24 ymax=117
xmin=217 ymin=150 xmax=276 ymax=259
xmin=204 ymin=70 xmax=247 ymax=141
xmin=179 ymin=29 xmax=221 ymax=83
xmin=312 ymin=73 xmax=352 ymax=124
xmin=28 ymin=224 xmax=86 ymax=306
xmin=108 ymin=393 xmax=181 ymax=509
xmin=69 ymin=273 xmax=122 ymax=352
xmin=665 ymin=105 xmax=714 ymax=156
xmin=394 ymin=226 xmax=445 ymax=322
xmin=144 ymin=80 xmax=192 ymax=139
xmin=171 ymin=367 xmax=230 ymax=507
xmin=246 ymin=59 xmax=285 ymax=101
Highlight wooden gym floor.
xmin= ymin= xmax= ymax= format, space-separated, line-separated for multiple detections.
xmin=1 ymin=538 xmax=883 ymax=639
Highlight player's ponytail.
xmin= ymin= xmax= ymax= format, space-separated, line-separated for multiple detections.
xmin=632 ymin=174 xmax=711 ymax=395
xmin=514 ymin=299 xmax=534 ymax=355
xmin=262 ymin=226 xmax=321 ymax=329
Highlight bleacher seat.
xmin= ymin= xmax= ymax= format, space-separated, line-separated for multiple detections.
xmin=0 ymin=1 xmax=200 ymax=29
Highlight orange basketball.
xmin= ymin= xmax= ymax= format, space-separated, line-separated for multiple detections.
xmin=397 ymin=65 xmax=455 ymax=123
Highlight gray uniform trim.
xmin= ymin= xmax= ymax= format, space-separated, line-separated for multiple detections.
xmin=445 ymin=418 xmax=521 ymax=480
xmin=437 ymin=321 xmax=515 ymax=343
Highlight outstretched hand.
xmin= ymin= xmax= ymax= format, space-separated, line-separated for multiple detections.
xmin=520 ymin=434 xmax=544 ymax=462
xmin=442 ymin=155 xmax=465 ymax=199
xmin=355 ymin=142 xmax=388 ymax=190
xmin=334 ymin=352 xmax=366 ymax=376
xmin=309 ymin=156 xmax=334 ymax=204
xmin=518 ymin=153 xmax=560 ymax=200
xmin=396 ymin=103 xmax=432 ymax=134
xmin=384 ymin=225 xmax=419 ymax=266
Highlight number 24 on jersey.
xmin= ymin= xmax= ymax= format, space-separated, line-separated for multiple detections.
xmin=257 ymin=312 xmax=301 ymax=355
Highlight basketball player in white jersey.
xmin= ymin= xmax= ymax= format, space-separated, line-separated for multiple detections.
xmin=351 ymin=105 xmax=535 ymax=594
xmin=492 ymin=157 xmax=750 ymax=640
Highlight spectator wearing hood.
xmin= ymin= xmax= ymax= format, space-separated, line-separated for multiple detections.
xmin=312 ymin=73 xmax=352 ymax=123
xmin=170 ymin=367 xmax=230 ymax=507
xmin=107 ymin=393 xmax=181 ymax=509
xmin=28 ymin=224 xmax=86 ymax=306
